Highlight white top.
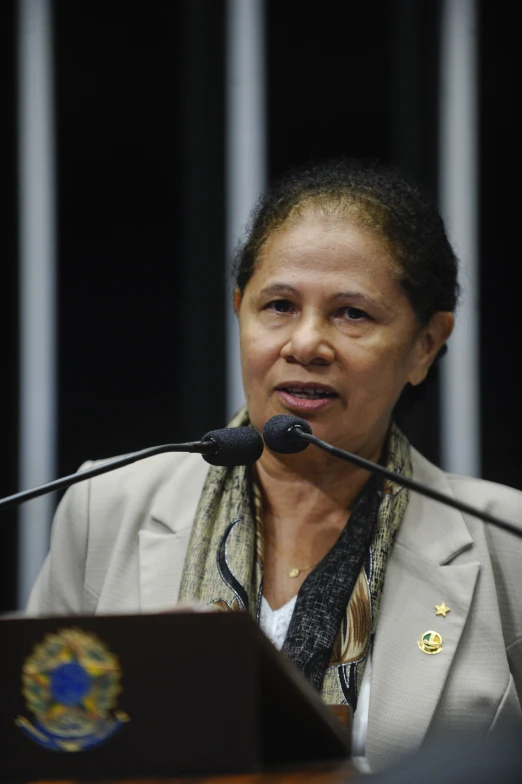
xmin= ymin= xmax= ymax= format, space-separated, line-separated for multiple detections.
xmin=259 ymin=594 xmax=298 ymax=649
xmin=259 ymin=595 xmax=371 ymax=771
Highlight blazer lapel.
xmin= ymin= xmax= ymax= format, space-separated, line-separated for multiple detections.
xmin=138 ymin=528 xmax=193 ymax=612
xmin=138 ymin=454 xmax=210 ymax=612
xmin=366 ymin=449 xmax=480 ymax=771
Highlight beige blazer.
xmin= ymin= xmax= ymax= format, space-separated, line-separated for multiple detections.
xmin=27 ymin=448 xmax=522 ymax=771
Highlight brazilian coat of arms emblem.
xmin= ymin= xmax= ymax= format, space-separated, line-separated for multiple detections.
xmin=15 ymin=627 xmax=130 ymax=752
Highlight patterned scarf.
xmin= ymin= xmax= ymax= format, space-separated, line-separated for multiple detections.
xmin=178 ymin=408 xmax=412 ymax=709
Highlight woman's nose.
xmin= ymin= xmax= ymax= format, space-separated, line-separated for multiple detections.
xmin=280 ymin=315 xmax=335 ymax=366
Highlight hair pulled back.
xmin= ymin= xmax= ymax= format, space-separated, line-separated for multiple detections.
xmin=232 ymin=158 xmax=459 ymax=325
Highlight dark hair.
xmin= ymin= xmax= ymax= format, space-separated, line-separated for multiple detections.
xmin=232 ymin=157 xmax=459 ymax=325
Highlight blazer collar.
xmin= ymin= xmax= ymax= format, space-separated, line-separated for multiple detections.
xmin=148 ymin=452 xmax=210 ymax=534
xmin=366 ymin=448 xmax=480 ymax=770
xmin=138 ymin=453 xmax=210 ymax=612
xmin=394 ymin=447 xmax=475 ymax=564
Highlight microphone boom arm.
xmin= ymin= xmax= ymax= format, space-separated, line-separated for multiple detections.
xmin=295 ymin=428 xmax=521 ymax=538
xmin=0 ymin=441 xmax=214 ymax=512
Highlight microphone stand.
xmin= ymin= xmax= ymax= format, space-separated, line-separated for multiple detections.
xmin=293 ymin=428 xmax=521 ymax=538
xmin=0 ymin=441 xmax=214 ymax=512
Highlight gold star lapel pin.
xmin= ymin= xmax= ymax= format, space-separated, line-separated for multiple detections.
xmin=435 ymin=602 xmax=451 ymax=617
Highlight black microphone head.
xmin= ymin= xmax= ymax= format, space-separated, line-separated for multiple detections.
xmin=201 ymin=427 xmax=264 ymax=467
xmin=262 ymin=415 xmax=312 ymax=454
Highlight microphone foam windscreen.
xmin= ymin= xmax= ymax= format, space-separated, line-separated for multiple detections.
xmin=201 ymin=427 xmax=264 ymax=466
xmin=262 ymin=415 xmax=312 ymax=454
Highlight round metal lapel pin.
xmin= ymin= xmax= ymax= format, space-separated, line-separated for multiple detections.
xmin=418 ymin=630 xmax=443 ymax=655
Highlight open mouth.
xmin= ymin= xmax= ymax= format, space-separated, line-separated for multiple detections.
xmin=277 ymin=386 xmax=338 ymax=400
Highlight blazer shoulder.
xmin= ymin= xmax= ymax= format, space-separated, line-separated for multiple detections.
xmin=445 ymin=472 xmax=522 ymax=537
xmin=83 ymin=451 xmax=209 ymax=514
xmin=411 ymin=446 xmax=522 ymax=534
xmin=27 ymin=452 xmax=210 ymax=616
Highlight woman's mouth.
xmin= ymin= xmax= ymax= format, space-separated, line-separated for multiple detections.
xmin=275 ymin=385 xmax=338 ymax=411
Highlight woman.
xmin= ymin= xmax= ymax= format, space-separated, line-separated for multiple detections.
xmin=28 ymin=159 xmax=522 ymax=772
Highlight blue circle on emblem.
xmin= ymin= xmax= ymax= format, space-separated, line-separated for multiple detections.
xmin=50 ymin=661 xmax=91 ymax=705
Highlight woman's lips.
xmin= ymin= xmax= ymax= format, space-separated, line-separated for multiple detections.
xmin=275 ymin=386 xmax=338 ymax=412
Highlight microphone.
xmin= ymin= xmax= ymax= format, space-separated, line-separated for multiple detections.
xmin=201 ymin=427 xmax=263 ymax=467
xmin=0 ymin=427 xmax=263 ymax=512
xmin=263 ymin=415 xmax=521 ymax=538
xmin=263 ymin=414 xmax=312 ymax=453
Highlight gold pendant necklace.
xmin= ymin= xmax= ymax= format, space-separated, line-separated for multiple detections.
xmin=265 ymin=534 xmax=319 ymax=578
xmin=256 ymin=484 xmax=319 ymax=580
xmin=288 ymin=563 xmax=317 ymax=579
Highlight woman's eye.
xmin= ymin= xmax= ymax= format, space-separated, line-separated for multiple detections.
xmin=267 ymin=299 xmax=294 ymax=313
xmin=340 ymin=306 xmax=369 ymax=321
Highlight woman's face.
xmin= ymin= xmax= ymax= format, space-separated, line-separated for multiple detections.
xmin=235 ymin=211 xmax=452 ymax=460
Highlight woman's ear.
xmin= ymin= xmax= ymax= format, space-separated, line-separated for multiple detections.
xmin=408 ymin=311 xmax=455 ymax=386
xmin=233 ymin=288 xmax=242 ymax=315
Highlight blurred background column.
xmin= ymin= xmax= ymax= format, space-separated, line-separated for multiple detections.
xmin=17 ymin=0 xmax=57 ymax=607
xmin=439 ymin=0 xmax=480 ymax=476
xmin=226 ymin=0 xmax=267 ymax=418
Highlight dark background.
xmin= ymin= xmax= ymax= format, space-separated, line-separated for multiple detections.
xmin=1 ymin=0 xmax=520 ymax=611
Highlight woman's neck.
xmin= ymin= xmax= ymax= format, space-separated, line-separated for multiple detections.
xmin=256 ymin=451 xmax=376 ymax=609
xmin=255 ymin=435 xmax=387 ymax=609
xmin=255 ymin=444 xmax=380 ymax=526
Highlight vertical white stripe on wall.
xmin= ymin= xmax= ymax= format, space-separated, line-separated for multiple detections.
xmin=226 ymin=0 xmax=266 ymax=419
xmin=439 ymin=0 xmax=480 ymax=476
xmin=17 ymin=0 xmax=57 ymax=607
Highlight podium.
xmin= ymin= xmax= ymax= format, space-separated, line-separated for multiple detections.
xmin=0 ymin=611 xmax=352 ymax=780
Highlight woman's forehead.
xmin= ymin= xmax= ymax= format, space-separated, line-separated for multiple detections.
xmin=256 ymin=211 xmax=400 ymax=278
